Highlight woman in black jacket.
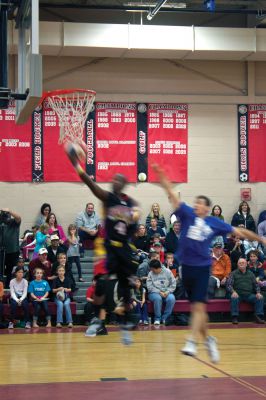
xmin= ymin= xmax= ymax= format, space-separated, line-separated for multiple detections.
xmin=231 ymin=201 xmax=256 ymax=232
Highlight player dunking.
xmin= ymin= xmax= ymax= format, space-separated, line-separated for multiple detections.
xmin=152 ymin=163 xmax=266 ymax=363
xmin=66 ymin=144 xmax=140 ymax=341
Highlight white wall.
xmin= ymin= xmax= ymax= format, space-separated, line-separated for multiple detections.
xmin=2 ymin=57 xmax=266 ymax=233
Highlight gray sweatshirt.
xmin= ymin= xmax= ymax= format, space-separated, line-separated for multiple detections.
xmin=10 ymin=278 xmax=28 ymax=301
xmin=147 ymin=267 xmax=176 ymax=294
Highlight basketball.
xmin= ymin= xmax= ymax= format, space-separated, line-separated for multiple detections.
xmin=138 ymin=172 xmax=147 ymax=182
xmin=65 ymin=142 xmax=86 ymax=163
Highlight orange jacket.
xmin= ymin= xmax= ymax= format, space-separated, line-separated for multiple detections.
xmin=211 ymin=253 xmax=231 ymax=281
xmin=0 ymin=281 xmax=3 ymax=300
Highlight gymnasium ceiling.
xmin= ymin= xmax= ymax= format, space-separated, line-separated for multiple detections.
xmin=8 ymin=0 xmax=266 ymax=27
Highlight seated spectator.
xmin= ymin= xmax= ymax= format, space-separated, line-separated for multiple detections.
xmin=46 ymin=213 xmax=67 ymax=245
xmin=208 ymin=242 xmax=231 ymax=298
xmin=9 ymin=267 xmax=31 ymax=329
xmin=52 ymin=253 xmax=76 ymax=292
xmin=211 ymin=205 xmax=224 ymax=220
xmin=84 ymin=277 xmax=97 ymax=324
xmin=67 ymin=224 xmax=84 ymax=282
xmin=28 ymin=267 xmax=51 ymax=328
xmin=226 ymin=257 xmax=265 ymax=324
xmin=258 ymin=219 xmax=266 ymax=238
xmin=164 ymin=253 xmax=178 ymax=277
xmin=36 ymin=203 xmax=51 ymax=226
xmin=11 ymin=256 xmax=29 ymax=280
xmin=247 ymin=250 xmax=264 ymax=281
xmin=147 ymin=218 xmax=165 ymax=243
xmin=165 ymin=220 xmax=180 ymax=255
xmin=150 ymin=241 xmax=164 ymax=263
xmin=132 ymin=278 xmax=149 ymax=325
xmin=52 ymin=266 xmax=73 ymax=328
xmin=47 ymin=234 xmax=67 ymax=264
xmin=243 ymin=237 xmax=264 ymax=262
xmin=137 ymin=250 xmax=160 ymax=288
xmin=257 ymin=219 xmax=266 ymax=256
xmin=163 ymin=252 xmax=185 ymax=300
xmin=132 ymin=224 xmax=150 ymax=254
xmin=145 ymin=203 xmax=166 ymax=232
xmin=29 ymin=248 xmax=55 ymax=283
xmin=257 ymin=264 xmax=266 ymax=302
xmin=227 ymin=234 xmax=245 ymax=270
xmin=21 ymin=225 xmax=39 ymax=261
xmin=258 ymin=209 xmax=266 ymax=226
xmin=32 ymin=223 xmax=49 ymax=259
xmin=231 ymin=201 xmax=256 ymax=232
xmin=76 ymin=203 xmax=100 ymax=251
xmin=147 ymin=259 xmax=176 ymax=325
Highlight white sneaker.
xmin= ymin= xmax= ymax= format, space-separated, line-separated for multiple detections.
xmin=25 ymin=322 xmax=31 ymax=329
xmin=85 ymin=317 xmax=102 ymax=337
xmin=154 ymin=320 xmax=160 ymax=325
xmin=181 ymin=340 xmax=197 ymax=357
xmin=205 ymin=336 xmax=220 ymax=364
xmin=8 ymin=322 xmax=14 ymax=329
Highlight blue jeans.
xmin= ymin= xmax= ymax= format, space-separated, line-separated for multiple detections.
xmin=55 ymin=297 xmax=73 ymax=323
xmin=32 ymin=300 xmax=51 ymax=321
xmin=135 ymin=302 xmax=148 ymax=322
xmin=10 ymin=298 xmax=30 ymax=322
xmin=148 ymin=292 xmax=176 ymax=321
xmin=230 ymin=294 xmax=264 ymax=316
xmin=68 ymin=256 xmax=82 ymax=279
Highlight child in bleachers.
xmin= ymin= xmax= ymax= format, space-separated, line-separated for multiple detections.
xmin=164 ymin=252 xmax=178 ymax=277
xmin=52 ymin=266 xmax=73 ymax=328
xmin=67 ymin=224 xmax=84 ymax=282
xmin=248 ymin=250 xmax=264 ymax=281
xmin=28 ymin=267 xmax=51 ymax=328
xmin=9 ymin=266 xmax=31 ymax=329
xmin=52 ymin=252 xmax=76 ymax=292
xmin=11 ymin=256 xmax=29 ymax=280
xmin=84 ymin=276 xmax=97 ymax=324
xmin=32 ymin=223 xmax=50 ymax=259
xmin=151 ymin=238 xmax=165 ymax=263
xmin=132 ymin=278 xmax=149 ymax=325
xmin=21 ymin=225 xmax=39 ymax=261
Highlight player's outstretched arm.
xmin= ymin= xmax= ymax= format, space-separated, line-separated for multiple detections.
xmin=151 ymin=163 xmax=180 ymax=210
xmin=234 ymin=227 xmax=266 ymax=247
xmin=65 ymin=143 xmax=108 ymax=202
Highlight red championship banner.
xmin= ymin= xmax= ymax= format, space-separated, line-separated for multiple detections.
xmin=0 ymin=101 xmax=32 ymax=182
xmin=248 ymin=105 xmax=266 ymax=182
xmin=95 ymin=103 xmax=137 ymax=182
xmin=238 ymin=104 xmax=266 ymax=182
xmin=147 ymin=104 xmax=188 ymax=182
xmin=42 ymin=101 xmax=84 ymax=182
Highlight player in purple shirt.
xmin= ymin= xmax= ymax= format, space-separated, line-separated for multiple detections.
xmin=152 ymin=163 xmax=266 ymax=363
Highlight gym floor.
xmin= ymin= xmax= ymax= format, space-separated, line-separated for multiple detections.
xmin=1 ymin=324 xmax=266 ymax=400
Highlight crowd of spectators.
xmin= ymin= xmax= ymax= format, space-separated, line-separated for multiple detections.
xmin=0 ymin=199 xmax=266 ymax=329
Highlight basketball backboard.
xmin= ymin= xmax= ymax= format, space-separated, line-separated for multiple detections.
xmin=15 ymin=0 xmax=42 ymax=124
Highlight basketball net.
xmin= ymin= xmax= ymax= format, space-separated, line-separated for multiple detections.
xmin=44 ymin=89 xmax=96 ymax=144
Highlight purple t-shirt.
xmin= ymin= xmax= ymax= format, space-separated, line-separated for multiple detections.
xmin=174 ymin=203 xmax=233 ymax=267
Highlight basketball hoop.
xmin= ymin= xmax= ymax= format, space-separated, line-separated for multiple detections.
xmin=42 ymin=89 xmax=96 ymax=144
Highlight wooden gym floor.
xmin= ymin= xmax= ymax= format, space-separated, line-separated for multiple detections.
xmin=0 ymin=324 xmax=266 ymax=400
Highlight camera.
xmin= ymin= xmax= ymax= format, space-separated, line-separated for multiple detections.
xmin=0 ymin=210 xmax=11 ymax=224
